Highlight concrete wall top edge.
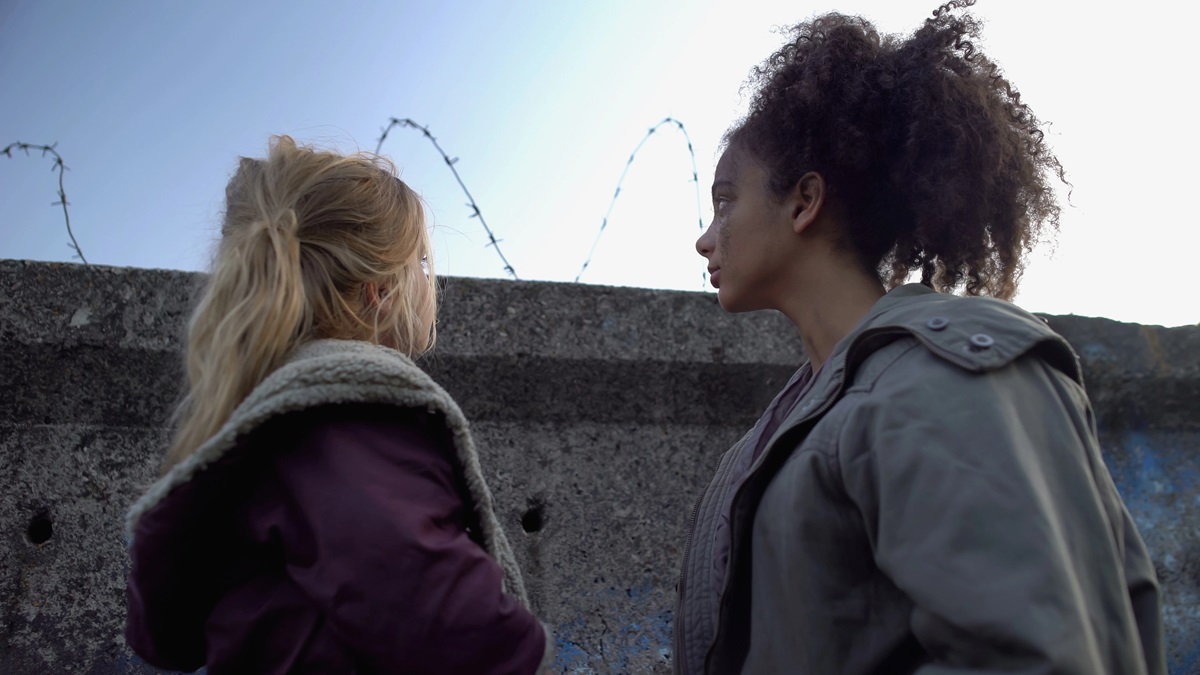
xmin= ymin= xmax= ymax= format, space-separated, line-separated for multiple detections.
xmin=5 ymin=259 xmax=1198 ymax=370
xmin=1 ymin=260 xmax=807 ymax=366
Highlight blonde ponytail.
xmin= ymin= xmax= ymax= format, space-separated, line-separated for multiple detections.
xmin=162 ymin=136 xmax=435 ymax=474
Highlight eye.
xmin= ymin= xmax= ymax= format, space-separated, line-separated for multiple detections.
xmin=714 ymin=196 xmax=731 ymax=215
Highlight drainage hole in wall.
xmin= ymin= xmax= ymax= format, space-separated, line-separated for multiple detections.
xmin=27 ymin=512 xmax=53 ymax=546
xmin=521 ymin=503 xmax=545 ymax=534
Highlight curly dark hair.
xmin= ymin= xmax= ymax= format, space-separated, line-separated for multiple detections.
xmin=728 ymin=0 xmax=1066 ymax=299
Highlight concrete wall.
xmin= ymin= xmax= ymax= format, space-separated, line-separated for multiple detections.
xmin=1 ymin=259 xmax=1196 ymax=674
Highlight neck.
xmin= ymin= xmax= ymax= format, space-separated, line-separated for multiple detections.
xmin=777 ymin=263 xmax=885 ymax=371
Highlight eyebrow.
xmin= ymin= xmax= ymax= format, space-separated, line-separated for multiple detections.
xmin=711 ymin=180 xmax=735 ymax=199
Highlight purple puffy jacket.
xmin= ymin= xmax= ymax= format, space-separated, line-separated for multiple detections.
xmin=126 ymin=403 xmax=547 ymax=674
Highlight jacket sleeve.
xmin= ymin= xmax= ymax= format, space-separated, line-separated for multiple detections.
xmin=837 ymin=354 xmax=1164 ymax=675
xmin=263 ymin=406 xmax=549 ymax=675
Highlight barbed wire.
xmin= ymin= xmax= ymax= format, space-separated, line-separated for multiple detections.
xmin=3 ymin=142 xmax=88 ymax=264
xmin=376 ymin=118 xmax=518 ymax=279
xmin=575 ymin=117 xmax=705 ymax=284
xmin=6 ymin=122 xmax=707 ymax=279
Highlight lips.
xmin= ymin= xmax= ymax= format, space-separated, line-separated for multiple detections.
xmin=708 ymin=269 xmax=720 ymax=289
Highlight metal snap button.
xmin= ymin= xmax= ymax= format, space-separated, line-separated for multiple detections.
xmin=969 ymin=333 xmax=995 ymax=349
xmin=926 ymin=316 xmax=949 ymax=331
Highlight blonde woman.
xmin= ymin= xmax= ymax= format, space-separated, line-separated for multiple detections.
xmin=125 ymin=136 xmax=552 ymax=674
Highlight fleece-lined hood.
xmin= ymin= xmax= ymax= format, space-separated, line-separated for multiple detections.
xmin=126 ymin=338 xmax=529 ymax=607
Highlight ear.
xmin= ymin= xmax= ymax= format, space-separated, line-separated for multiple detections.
xmin=364 ymin=282 xmax=384 ymax=309
xmin=788 ymin=172 xmax=826 ymax=235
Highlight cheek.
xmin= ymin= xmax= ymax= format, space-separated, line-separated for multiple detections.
xmin=427 ymin=284 xmax=439 ymax=323
xmin=417 ymin=282 xmax=432 ymax=319
xmin=717 ymin=219 xmax=733 ymax=257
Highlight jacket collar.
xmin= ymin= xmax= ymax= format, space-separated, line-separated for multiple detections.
xmin=763 ymin=284 xmax=1080 ymax=450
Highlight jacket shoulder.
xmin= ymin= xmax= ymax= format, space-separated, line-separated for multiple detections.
xmin=125 ymin=340 xmax=456 ymax=539
xmin=851 ymin=293 xmax=1082 ymax=385
xmin=266 ymin=339 xmax=435 ymax=394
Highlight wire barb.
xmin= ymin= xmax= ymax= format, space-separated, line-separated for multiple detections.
xmin=575 ymin=117 xmax=705 ymax=283
xmin=3 ymin=141 xmax=88 ymax=264
xmin=375 ymin=118 xmax=518 ymax=280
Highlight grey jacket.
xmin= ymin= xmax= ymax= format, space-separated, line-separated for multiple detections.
xmin=674 ymin=285 xmax=1165 ymax=674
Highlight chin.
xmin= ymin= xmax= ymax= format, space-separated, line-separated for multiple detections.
xmin=718 ymin=287 xmax=770 ymax=314
xmin=717 ymin=289 xmax=748 ymax=313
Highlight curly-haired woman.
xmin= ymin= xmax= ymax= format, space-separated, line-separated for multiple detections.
xmin=673 ymin=2 xmax=1165 ymax=673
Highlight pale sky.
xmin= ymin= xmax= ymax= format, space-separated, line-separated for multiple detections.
xmin=2 ymin=1 xmax=1197 ymax=326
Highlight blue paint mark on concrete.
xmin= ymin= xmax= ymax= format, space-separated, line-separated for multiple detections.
xmin=1080 ymin=342 xmax=1115 ymax=363
xmin=1179 ymin=649 xmax=1200 ymax=675
xmin=88 ymin=651 xmax=208 ymax=675
xmin=1101 ymin=431 xmax=1200 ymax=675
xmin=553 ymin=636 xmax=595 ymax=673
xmin=550 ymin=580 xmax=674 ymax=673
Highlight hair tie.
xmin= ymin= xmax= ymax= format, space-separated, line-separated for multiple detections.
xmin=257 ymin=208 xmax=299 ymax=240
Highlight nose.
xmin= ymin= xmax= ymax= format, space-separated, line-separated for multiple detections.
xmin=696 ymin=221 xmax=715 ymax=258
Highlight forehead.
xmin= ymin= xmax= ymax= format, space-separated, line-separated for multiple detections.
xmin=714 ymin=144 xmax=772 ymax=192
xmin=714 ymin=145 xmax=742 ymax=180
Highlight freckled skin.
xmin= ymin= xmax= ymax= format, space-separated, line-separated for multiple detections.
xmin=697 ymin=146 xmax=797 ymax=314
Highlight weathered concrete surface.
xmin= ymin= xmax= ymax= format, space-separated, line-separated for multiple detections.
xmin=1038 ymin=316 xmax=1200 ymax=674
xmin=1 ymin=259 xmax=1197 ymax=674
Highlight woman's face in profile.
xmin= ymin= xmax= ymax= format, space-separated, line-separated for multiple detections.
xmin=697 ymin=145 xmax=796 ymax=314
